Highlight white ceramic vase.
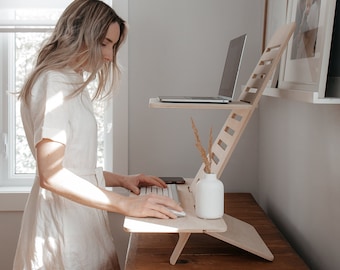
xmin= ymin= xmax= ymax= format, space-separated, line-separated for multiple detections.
xmin=195 ymin=173 xmax=224 ymax=219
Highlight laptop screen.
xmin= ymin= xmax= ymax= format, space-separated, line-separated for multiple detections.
xmin=218 ymin=34 xmax=247 ymax=99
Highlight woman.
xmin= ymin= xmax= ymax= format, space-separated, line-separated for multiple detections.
xmin=13 ymin=1 xmax=183 ymax=269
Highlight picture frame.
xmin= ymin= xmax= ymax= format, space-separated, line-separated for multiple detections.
xmin=278 ymin=0 xmax=336 ymax=98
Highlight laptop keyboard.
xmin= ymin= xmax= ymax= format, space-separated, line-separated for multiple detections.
xmin=139 ymin=184 xmax=186 ymax=217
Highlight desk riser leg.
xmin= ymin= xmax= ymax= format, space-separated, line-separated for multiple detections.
xmin=169 ymin=233 xmax=191 ymax=265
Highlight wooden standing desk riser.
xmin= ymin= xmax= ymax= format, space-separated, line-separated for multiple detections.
xmin=124 ymin=22 xmax=297 ymax=265
xmin=125 ymin=194 xmax=309 ymax=270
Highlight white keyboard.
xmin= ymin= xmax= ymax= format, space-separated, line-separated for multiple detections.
xmin=140 ymin=184 xmax=186 ymax=217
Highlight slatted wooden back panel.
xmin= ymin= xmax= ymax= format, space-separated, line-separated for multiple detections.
xmin=190 ymin=22 xmax=296 ymax=194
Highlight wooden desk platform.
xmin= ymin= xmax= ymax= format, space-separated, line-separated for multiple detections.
xmin=125 ymin=193 xmax=309 ymax=269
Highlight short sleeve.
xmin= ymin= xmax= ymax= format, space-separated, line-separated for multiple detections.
xmin=30 ymin=71 xmax=75 ymax=147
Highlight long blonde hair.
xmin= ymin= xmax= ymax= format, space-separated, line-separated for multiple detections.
xmin=19 ymin=0 xmax=127 ymax=102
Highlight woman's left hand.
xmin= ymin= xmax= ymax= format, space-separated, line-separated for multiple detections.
xmin=122 ymin=174 xmax=167 ymax=194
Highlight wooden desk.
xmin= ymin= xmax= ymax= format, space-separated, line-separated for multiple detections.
xmin=125 ymin=193 xmax=308 ymax=269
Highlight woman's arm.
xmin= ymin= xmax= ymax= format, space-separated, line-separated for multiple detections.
xmin=36 ymin=139 xmax=183 ymax=219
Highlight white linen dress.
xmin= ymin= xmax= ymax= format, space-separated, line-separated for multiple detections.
xmin=13 ymin=68 xmax=120 ymax=270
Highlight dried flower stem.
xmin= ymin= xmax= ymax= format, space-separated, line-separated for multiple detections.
xmin=209 ymin=126 xmax=213 ymax=170
xmin=190 ymin=117 xmax=213 ymax=174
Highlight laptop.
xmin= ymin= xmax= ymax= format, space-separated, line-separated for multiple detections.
xmin=158 ymin=34 xmax=247 ymax=104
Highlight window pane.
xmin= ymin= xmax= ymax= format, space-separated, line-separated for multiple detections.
xmin=15 ymin=9 xmax=62 ymax=21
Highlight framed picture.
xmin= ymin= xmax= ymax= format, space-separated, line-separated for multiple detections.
xmin=278 ymin=0 xmax=336 ymax=97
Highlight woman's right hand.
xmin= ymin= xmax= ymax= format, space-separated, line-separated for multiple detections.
xmin=116 ymin=193 xmax=183 ymax=219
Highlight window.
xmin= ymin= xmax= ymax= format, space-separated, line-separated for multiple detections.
xmin=0 ymin=0 xmax=128 ymax=187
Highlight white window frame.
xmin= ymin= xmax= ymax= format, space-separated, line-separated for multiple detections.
xmin=0 ymin=0 xmax=128 ymax=196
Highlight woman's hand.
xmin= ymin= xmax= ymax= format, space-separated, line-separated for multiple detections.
xmin=121 ymin=174 xmax=167 ymax=195
xmin=103 ymin=171 xmax=183 ymax=218
xmin=117 ymin=192 xmax=183 ymax=219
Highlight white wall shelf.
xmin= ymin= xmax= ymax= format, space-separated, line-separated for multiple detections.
xmin=263 ymin=88 xmax=340 ymax=104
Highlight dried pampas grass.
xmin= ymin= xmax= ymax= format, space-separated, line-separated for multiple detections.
xmin=190 ymin=117 xmax=213 ymax=174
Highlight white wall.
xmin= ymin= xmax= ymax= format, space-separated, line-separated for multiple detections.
xmin=256 ymin=1 xmax=340 ymax=268
xmin=258 ymin=97 xmax=340 ymax=269
xmin=128 ymin=1 xmax=340 ymax=269
xmin=128 ymin=0 xmax=263 ymax=194
xmin=0 ymin=212 xmax=22 ymax=270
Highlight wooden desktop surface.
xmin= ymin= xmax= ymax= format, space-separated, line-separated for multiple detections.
xmin=125 ymin=193 xmax=309 ymax=270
